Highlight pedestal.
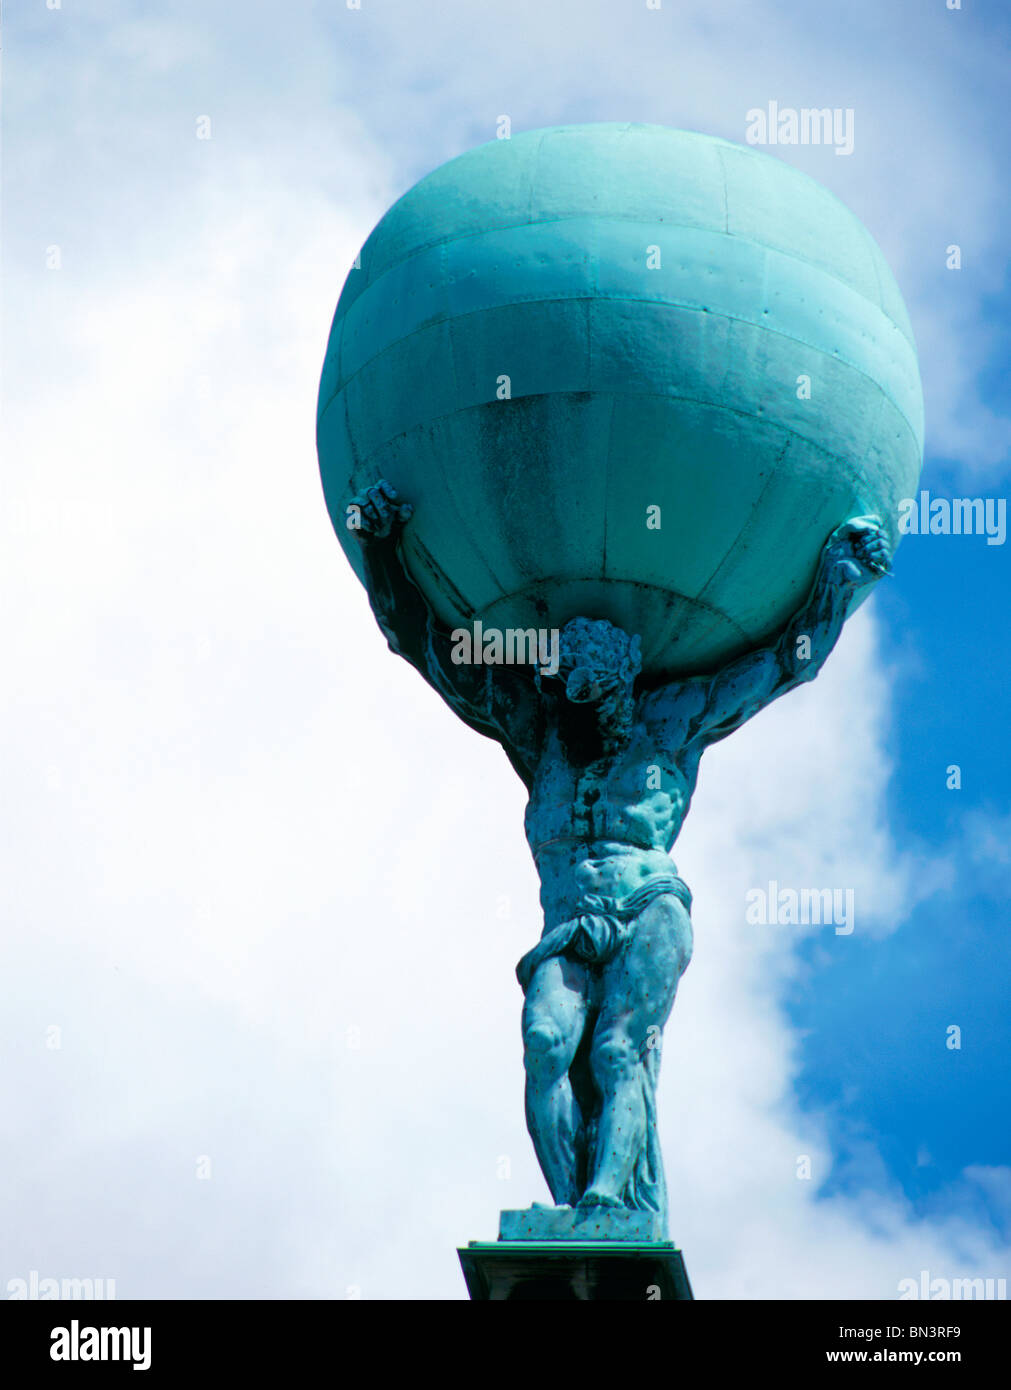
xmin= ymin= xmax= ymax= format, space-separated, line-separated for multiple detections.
xmin=458 ymin=1207 xmax=693 ymax=1301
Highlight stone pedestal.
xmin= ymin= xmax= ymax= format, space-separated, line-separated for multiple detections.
xmin=458 ymin=1206 xmax=693 ymax=1301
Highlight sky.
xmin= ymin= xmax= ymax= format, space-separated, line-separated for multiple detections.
xmin=1 ymin=0 xmax=1008 ymax=1300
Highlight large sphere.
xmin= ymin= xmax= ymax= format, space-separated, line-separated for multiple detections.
xmin=317 ymin=124 xmax=923 ymax=679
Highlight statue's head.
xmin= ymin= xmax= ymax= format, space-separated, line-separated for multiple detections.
xmin=538 ymin=618 xmax=641 ymax=744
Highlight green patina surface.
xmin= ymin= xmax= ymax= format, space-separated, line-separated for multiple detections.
xmin=317 ymin=122 xmax=923 ymax=679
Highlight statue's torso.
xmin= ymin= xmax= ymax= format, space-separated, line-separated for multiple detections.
xmin=524 ymin=712 xmax=697 ymax=926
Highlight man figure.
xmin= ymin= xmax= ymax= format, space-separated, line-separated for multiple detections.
xmin=349 ymin=479 xmax=889 ymax=1231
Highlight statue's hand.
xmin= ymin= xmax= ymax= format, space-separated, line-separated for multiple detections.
xmin=825 ymin=515 xmax=891 ymax=584
xmin=347 ymin=479 xmax=414 ymax=541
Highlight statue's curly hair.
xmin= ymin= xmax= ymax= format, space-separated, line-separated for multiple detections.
xmin=556 ymin=617 xmax=642 ymax=684
xmin=535 ymin=618 xmax=641 ymax=750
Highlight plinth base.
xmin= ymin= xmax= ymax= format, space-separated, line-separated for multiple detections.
xmin=498 ymin=1204 xmax=664 ymax=1242
xmin=458 ymin=1240 xmax=693 ymax=1301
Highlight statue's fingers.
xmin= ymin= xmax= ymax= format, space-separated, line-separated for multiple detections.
xmin=361 ymin=498 xmax=388 ymax=532
xmin=367 ymin=487 xmax=395 ymax=519
xmin=854 ymin=539 xmax=884 ymax=574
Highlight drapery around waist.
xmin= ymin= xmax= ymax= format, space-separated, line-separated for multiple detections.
xmin=517 ymin=871 xmax=692 ymax=993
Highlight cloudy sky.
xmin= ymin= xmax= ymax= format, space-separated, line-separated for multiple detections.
xmin=1 ymin=0 xmax=1008 ymax=1299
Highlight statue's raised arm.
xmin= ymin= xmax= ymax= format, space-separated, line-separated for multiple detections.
xmin=641 ymin=516 xmax=891 ymax=759
xmin=349 ymin=480 xmax=542 ymax=785
xmin=687 ymin=515 xmax=890 ymax=748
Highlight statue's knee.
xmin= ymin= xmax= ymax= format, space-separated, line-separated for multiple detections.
xmin=590 ymin=1030 xmax=639 ymax=1085
xmin=522 ymin=1020 xmax=569 ymax=1079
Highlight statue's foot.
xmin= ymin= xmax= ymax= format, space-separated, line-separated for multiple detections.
xmin=577 ymin=1189 xmax=623 ymax=1209
xmin=532 ymin=1201 xmax=571 ymax=1211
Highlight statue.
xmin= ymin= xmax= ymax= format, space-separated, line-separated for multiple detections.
xmin=349 ymin=479 xmax=889 ymax=1231
xmin=317 ymin=123 xmax=922 ymax=1294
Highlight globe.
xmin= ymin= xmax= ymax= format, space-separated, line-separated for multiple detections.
xmin=317 ymin=123 xmax=923 ymax=679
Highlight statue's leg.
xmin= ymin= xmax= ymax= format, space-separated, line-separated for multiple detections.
xmin=521 ymin=953 xmax=590 ymax=1207
xmin=581 ymin=895 xmax=692 ymax=1209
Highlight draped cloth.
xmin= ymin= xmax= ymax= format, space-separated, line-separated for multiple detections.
xmin=516 ymin=870 xmax=693 ymax=1230
xmin=515 ymin=871 xmax=692 ymax=992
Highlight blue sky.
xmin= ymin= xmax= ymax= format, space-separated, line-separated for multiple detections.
xmin=792 ymin=501 xmax=1011 ymax=1209
xmin=1 ymin=0 xmax=1008 ymax=1298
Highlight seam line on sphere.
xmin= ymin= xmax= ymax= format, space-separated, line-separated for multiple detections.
xmin=323 ymin=381 xmax=921 ymax=492
xmin=319 ymin=301 xmax=923 ymax=453
xmin=335 ymin=213 xmax=896 ymax=333
xmin=477 ymin=576 xmax=753 ymax=644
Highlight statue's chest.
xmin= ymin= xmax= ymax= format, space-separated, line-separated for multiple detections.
xmin=529 ymin=728 xmax=658 ymax=811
